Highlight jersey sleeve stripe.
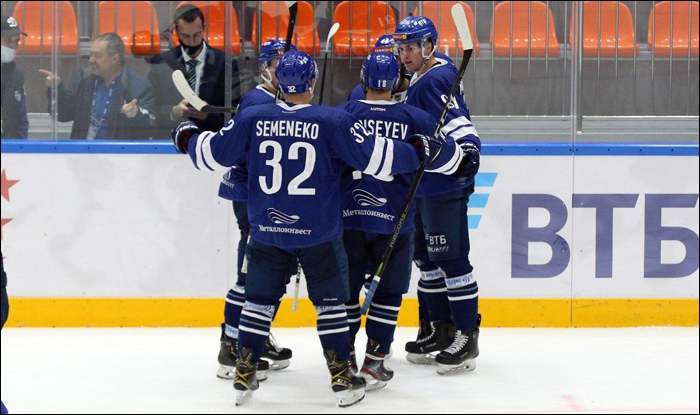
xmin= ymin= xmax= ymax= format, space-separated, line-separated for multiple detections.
xmin=377 ymin=137 xmax=395 ymax=178
xmin=199 ymin=131 xmax=226 ymax=171
xmin=194 ymin=134 xmax=207 ymax=170
xmin=426 ymin=141 xmax=463 ymax=174
xmin=363 ymin=136 xmax=387 ymax=176
xmin=441 ymin=116 xmax=472 ymax=136
xmin=448 ymin=125 xmax=480 ymax=141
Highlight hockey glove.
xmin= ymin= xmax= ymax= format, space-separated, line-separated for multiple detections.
xmin=171 ymin=120 xmax=201 ymax=154
xmin=407 ymin=134 xmax=444 ymax=168
xmin=454 ymin=142 xmax=480 ymax=185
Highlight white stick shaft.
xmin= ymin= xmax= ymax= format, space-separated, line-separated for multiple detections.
xmin=172 ymin=70 xmax=208 ymax=111
xmin=325 ymin=22 xmax=340 ymax=53
xmin=451 ymin=3 xmax=473 ymax=51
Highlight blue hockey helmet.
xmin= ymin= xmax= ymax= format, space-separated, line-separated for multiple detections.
xmin=258 ymin=39 xmax=297 ymax=67
xmin=373 ymin=34 xmax=396 ymax=54
xmin=393 ymin=16 xmax=438 ymax=47
xmin=275 ymin=51 xmax=318 ymax=94
xmin=362 ymin=52 xmax=400 ymax=90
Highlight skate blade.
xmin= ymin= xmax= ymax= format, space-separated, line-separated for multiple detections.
xmin=217 ymin=365 xmax=235 ymax=380
xmin=436 ymin=359 xmax=476 ymax=375
xmin=234 ymin=388 xmax=255 ymax=406
xmin=265 ymin=359 xmax=290 ymax=371
xmin=335 ymin=388 xmax=366 ymax=408
xmin=360 ymin=371 xmax=388 ymax=392
xmin=364 ymin=379 xmax=387 ymax=392
xmin=406 ymin=352 xmax=438 ymax=365
xmin=218 ymin=365 xmax=268 ymax=382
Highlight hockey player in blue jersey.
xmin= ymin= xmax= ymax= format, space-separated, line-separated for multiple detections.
xmin=347 ymin=35 xmax=409 ymax=103
xmin=347 ymin=34 xmax=455 ymax=104
xmin=172 ymin=50 xmax=443 ymax=407
xmin=393 ymin=16 xmax=482 ymax=375
xmin=337 ymin=52 xmax=462 ymax=390
xmin=216 ymin=39 xmax=295 ymax=381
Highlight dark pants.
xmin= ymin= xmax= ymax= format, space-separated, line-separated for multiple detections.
xmin=245 ymin=238 xmax=350 ymax=307
xmin=343 ymin=230 xmax=413 ymax=301
xmin=1 ymin=286 xmax=7 ymax=331
xmin=232 ymin=201 xmax=250 ymax=284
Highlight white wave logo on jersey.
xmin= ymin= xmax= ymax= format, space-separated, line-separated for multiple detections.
xmin=267 ymin=208 xmax=300 ymax=225
xmin=353 ymin=189 xmax=387 ymax=207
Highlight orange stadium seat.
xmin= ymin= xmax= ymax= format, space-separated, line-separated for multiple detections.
xmin=570 ymin=1 xmax=639 ymax=57
xmin=648 ymin=1 xmax=699 ymax=56
xmin=414 ymin=2 xmax=480 ymax=57
xmin=251 ymin=1 xmax=320 ymax=55
xmin=491 ymin=1 xmax=559 ymax=57
xmin=334 ymin=1 xmax=397 ymax=57
xmin=172 ymin=1 xmax=242 ymax=55
xmin=98 ymin=1 xmax=161 ymax=56
xmin=12 ymin=1 xmax=78 ymax=54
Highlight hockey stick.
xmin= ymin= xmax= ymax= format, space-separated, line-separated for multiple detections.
xmin=291 ymin=262 xmax=302 ymax=312
xmin=318 ymin=22 xmax=340 ymax=105
xmin=361 ymin=4 xmax=473 ymax=316
xmin=172 ymin=70 xmax=237 ymax=113
xmin=274 ymin=1 xmax=299 ymax=103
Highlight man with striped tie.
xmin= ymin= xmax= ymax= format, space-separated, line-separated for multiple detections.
xmin=147 ymin=4 xmax=241 ymax=139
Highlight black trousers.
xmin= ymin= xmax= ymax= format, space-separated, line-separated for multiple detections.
xmin=1 ymin=286 xmax=8 ymax=330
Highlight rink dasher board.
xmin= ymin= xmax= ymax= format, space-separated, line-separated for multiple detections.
xmin=1 ymin=141 xmax=698 ymax=327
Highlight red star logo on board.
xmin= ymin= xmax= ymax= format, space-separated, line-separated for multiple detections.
xmin=1 ymin=169 xmax=20 ymax=202
xmin=1 ymin=218 xmax=12 ymax=240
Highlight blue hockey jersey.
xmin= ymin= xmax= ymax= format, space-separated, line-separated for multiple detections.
xmin=405 ymin=56 xmax=481 ymax=197
xmin=218 ymin=84 xmax=276 ymax=201
xmin=186 ymin=102 xmax=422 ymax=249
xmin=346 ymin=53 xmax=455 ymax=104
xmin=338 ymin=99 xmax=446 ymax=235
xmin=347 ymin=83 xmax=407 ymax=103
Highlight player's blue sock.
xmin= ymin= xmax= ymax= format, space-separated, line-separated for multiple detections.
xmin=365 ymin=293 xmax=402 ymax=354
xmin=445 ymin=273 xmax=479 ymax=331
xmin=417 ymin=268 xmax=452 ymax=322
xmin=238 ymin=302 xmax=275 ymax=360
xmin=316 ymin=305 xmax=351 ymax=360
xmin=345 ymin=301 xmax=362 ymax=339
xmin=224 ymin=284 xmax=245 ymax=339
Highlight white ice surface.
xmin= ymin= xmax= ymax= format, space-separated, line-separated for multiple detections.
xmin=1 ymin=327 xmax=698 ymax=414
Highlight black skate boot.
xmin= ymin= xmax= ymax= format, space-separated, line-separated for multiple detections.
xmin=324 ymin=349 xmax=366 ymax=408
xmin=262 ymin=332 xmax=292 ymax=370
xmin=233 ymin=347 xmax=260 ymax=406
xmin=416 ymin=318 xmax=432 ymax=341
xmin=349 ymin=336 xmax=358 ymax=375
xmin=360 ymin=339 xmax=394 ymax=392
xmin=435 ymin=314 xmax=481 ymax=375
xmin=217 ymin=324 xmax=268 ymax=381
xmin=405 ymin=320 xmax=456 ymax=365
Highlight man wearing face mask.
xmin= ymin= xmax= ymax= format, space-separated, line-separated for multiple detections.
xmin=147 ymin=4 xmax=241 ymax=139
xmin=1 ymin=15 xmax=29 ymax=139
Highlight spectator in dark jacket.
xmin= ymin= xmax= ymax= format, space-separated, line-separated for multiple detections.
xmin=1 ymin=15 xmax=29 ymax=139
xmin=147 ymin=5 xmax=240 ymax=139
xmin=39 ymin=33 xmax=156 ymax=140
xmin=1 ymin=253 xmax=8 ymax=415
xmin=1 ymin=254 xmax=7 ymax=330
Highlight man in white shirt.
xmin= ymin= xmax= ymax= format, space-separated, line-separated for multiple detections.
xmin=147 ymin=4 xmax=241 ymax=138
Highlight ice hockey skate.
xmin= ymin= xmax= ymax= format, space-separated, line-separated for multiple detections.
xmin=324 ymin=349 xmax=366 ymax=408
xmin=233 ymin=347 xmax=260 ymax=406
xmin=405 ymin=320 xmax=456 ymax=364
xmin=217 ymin=324 xmax=268 ymax=381
xmin=360 ymin=339 xmax=393 ymax=391
xmin=435 ymin=315 xmax=480 ymax=375
xmin=262 ymin=332 xmax=292 ymax=370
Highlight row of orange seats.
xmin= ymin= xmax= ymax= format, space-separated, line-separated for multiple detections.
xmin=12 ymin=1 xmax=699 ymax=57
